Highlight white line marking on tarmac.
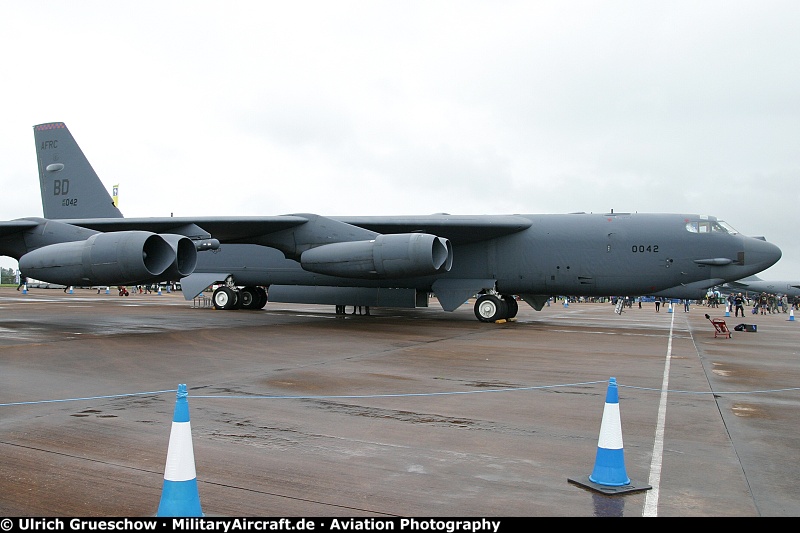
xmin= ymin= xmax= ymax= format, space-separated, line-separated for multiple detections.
xmin=642 ymin=308 xmax=674 ymax=516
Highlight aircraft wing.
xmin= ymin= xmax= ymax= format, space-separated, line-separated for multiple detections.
xmin=49 ymin=216 xmax=311 ymax=242
xmin=724 ymin=280 xmax=751 ymax=289
xmin=333 ymin=215 xmax=533 ymax=244
xmin=53 ymin=214 xmax=533 ymax=245
xmin=723 ymin=277 xmax=800 ymax=295
xmin=0 ymin=219 xmax=42 ymax=237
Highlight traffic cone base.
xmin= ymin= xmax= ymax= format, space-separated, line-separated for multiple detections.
xmin=590 ymin=447 xmax=629 ymax=486
xmin=158 ymin=478 xmax=202 ymax=516
xmin=568 ymin=474 xmax=652 ymax=495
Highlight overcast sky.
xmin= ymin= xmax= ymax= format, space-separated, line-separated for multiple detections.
xmin=1 ymin=1 xmax=798 ymax=280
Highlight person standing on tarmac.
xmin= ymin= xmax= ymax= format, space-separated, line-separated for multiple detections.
xmin=16 ymin=275 xmax=27 ymax=291
xmin=759 ymin=292 xmax=769 ymax=315
xmin=734 ymin=293 xmax=745 ymax=317
xmin=654 ymin=296 xmax=661 ymax=312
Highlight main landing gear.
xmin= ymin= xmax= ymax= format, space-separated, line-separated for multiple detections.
xmin=212 ymin=285 xmax=268 ymax=310
xmin=474 ymin=293 xmax=519 ymax=322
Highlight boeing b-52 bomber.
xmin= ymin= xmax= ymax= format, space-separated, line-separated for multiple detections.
xmin=0 ymin=122 xmax=783 ymax=322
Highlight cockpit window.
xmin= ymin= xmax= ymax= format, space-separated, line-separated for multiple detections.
xmin=685 ymin=220 xmax=739 ymax=234
xmin=717 ymin=220 xmax=739 ymax=234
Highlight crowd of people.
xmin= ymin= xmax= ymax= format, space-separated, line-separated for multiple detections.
xmin=669 ymin=291 xmax=798 ymax=316
xmin=608 ymin=292 xmax=799 ymax=316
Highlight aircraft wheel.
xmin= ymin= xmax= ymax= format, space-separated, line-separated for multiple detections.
xmin=213 ymin=286 xmax=237 ymax=310
xmin=239 ymin=286 xmax=261 ymax=310
xmin=255 ymin=287 xmax=268 ymax=309
xmin=474 ymin=294 xmax=507 ymax=322
xmin=231 ymin=289 xmax=244 ymax=309
xmin=503 ymin=295 xmax=519 ymax=319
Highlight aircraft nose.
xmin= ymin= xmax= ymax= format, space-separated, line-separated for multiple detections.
xmin=742 ymin=237 xmax=782 ymax=271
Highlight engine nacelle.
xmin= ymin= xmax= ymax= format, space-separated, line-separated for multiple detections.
xmin=18 ymin=231 xmax=197 ymax=286
xmin=300 ymin=233 xmax=453 ymax=279
xmin=159 ymin=234 xmax=199 ymax=280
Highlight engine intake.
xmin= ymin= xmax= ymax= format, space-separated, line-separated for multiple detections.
xmin=160 ymin=234 xmax=199 ymax=280
xmin=19 ymin=231 xmax=197 ymax=286
xmin=300 ymin=233 xmax=453 ymax=279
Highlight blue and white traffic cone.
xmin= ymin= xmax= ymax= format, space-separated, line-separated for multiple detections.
xmin=105 ymin=286 xmax=110 ymax=295
xmin=564 ymin=299 xmax=569 ymax=308
xmin=158 ymin=285 xmax=163 ymax=295
xmin=21 ymin=283 xmax=27 ymax=294
xmin=157 ymin=384 xmax=203 ymax=517
xmin=725 ymin=305 xmax=730 ymax=317
xmin=68 ymin=286 xmax=74 ymax=294
xmin=790 ymin=309 xmax=795 ymax=322
xmin=568 ymin=377 xmax=651 ymax=494
xmin=588 ymin=377 xmax=630 ymax=487
xmin=667 ymin=302 xmax=673 ymax=313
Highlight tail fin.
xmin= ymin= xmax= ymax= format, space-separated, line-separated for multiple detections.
xmin=34 ymin=122 xmax=123 ymax=219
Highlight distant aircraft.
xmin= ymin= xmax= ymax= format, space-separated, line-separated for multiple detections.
xmin=721 ymin=275 xmax=800 ymax=298
xmin=0 ymin=122 xmax=783 ymax=322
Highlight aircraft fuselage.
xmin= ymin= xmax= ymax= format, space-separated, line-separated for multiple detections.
xmin=187 ymin=212 xmax=779 ymax=305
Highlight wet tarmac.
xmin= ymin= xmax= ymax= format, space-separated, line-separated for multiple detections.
xmin=1 ymin=287 xmax=798 ymax=517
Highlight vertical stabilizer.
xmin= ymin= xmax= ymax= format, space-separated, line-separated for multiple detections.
xmin=34 ymin=122 xmax=123 ymax=219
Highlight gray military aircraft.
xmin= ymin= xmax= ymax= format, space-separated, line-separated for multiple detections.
xmin=721 ymin=275 xmax=800 ymax=298
xmin=0 ymin=121 xmax=783 ymax=322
